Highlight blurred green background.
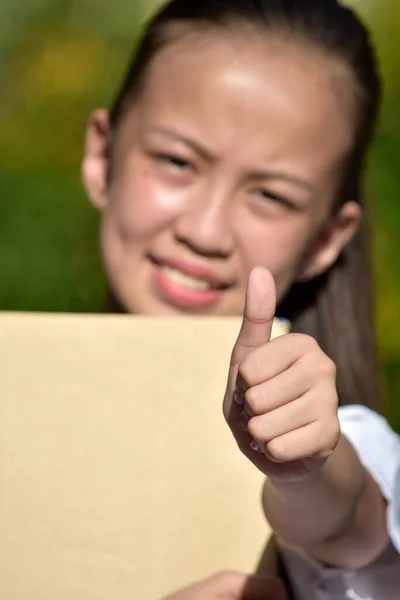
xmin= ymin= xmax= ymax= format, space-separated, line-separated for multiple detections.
xmin=0 ymin=1 xmax=399 ymax=428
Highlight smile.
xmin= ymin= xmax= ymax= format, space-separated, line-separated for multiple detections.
xmin=159 ymin=265 xmax=213 ymax=291
xmin=149 ymin=256 xmax=230 ymax=310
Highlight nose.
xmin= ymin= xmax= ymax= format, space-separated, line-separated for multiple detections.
xmin=173 ymin=184 xmax=235 ymax=258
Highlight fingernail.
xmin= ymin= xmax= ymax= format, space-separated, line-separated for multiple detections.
xmin=250 ymin=440 xmax=265 ymax=453
xmin=244 ymin=404 xmax=254 ymax=419
xmin=240 ymin=420 xmax=248 ymax=432
xmin=264 ymin=443 xmax=284 ymax=463
xmin=264 ymin=448 xmax=283 ymax=463
xmin=233 ymin=391 xmax=244 ymax=405
xmin=235 ymin=374 xmax=247 ymax=395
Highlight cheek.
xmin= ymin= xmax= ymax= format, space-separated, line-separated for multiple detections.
xmin=107 ymin=161 xmax=183 ymax=241
xmin=236 ymin=213 xmax=311 ymax=298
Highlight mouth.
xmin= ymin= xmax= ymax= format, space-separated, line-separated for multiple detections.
xmin=157 ymin=265 xmax=214 ymax=291
xmin=149 ymin=255 xmax=231 ymax=310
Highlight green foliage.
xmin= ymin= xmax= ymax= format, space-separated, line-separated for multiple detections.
xmin=0 ymin=0 xmax=399 ymax=428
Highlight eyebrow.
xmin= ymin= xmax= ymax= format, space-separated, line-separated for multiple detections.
xmin=145 ymin=125 xmax=314 ymax=193
xmin=247 ymin=170 xmax=315 ymax=193
xmin=144 ymin=126 xmax=216 ymax=162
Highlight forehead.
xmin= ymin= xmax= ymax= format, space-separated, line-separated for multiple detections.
xmin=126 ymin=30 xmax=354 ymax=176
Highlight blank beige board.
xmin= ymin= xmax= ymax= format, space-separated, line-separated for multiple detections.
xmin=0 ymin=314 xmax=283 ymax=600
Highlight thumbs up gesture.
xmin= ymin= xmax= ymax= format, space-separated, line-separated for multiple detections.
xmin=223 ymin=266 xmax=340 ymax=481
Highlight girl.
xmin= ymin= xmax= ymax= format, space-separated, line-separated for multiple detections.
xmin=81 ymin=0 xmax=400 ymax=598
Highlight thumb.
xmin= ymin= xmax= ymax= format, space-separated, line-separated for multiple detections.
xmin=232 ymin=266 xmax=276 ymax=367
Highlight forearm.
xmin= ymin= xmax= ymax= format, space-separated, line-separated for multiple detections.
xmin=263 ymin=434 xmax=388 ymax=568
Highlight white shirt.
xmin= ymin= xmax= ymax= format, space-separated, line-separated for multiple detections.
xmin=280 ymin=405 xmax=400 ymax=600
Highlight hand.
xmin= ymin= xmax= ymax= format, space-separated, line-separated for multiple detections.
xmin=223 ymin=266 xmax=340 ymax=481
xmin=163 ymin=571 xmax=288 ymax=599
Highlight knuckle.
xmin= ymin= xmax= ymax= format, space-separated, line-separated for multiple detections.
xmin=317 ymin=417 xmax=340 ymax=455
xmin=304 ymin=350 xmax=336 ymax=383
xmin=319 ymin=356 xmax=337 ymax=377
xmin=294 ymin=333 xmax=319 ymax=352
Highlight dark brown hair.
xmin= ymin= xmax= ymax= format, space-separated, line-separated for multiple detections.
xmin=108 ymin=0 xmax=383 ymax=412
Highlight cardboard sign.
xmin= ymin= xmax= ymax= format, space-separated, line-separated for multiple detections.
xmin=0 ymin=314 xmax=287 ymax=599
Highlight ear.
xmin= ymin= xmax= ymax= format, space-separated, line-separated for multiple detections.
xmin=296 ymin=201 xmax=361 ymax=282
xmin=81 ymin=109 xmax=111 ymax=211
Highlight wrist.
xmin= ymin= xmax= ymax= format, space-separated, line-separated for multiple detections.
xmin=263 ymin=436 xmax=368 ymax=546
xmin=266 ymin=455 xmax=329 ymax=487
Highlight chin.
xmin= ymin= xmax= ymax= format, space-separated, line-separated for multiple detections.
xmin=112 ymin=293 xmax=178 ymax=316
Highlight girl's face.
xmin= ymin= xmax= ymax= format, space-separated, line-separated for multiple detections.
xmin=83 ymin=31 xmax=360 ymax=315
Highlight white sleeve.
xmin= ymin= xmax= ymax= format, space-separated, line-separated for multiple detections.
xmin=338 ymin=404 xmax=400 ymax=553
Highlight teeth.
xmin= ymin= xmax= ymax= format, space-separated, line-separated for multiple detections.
xmin=161 ymin=266 xmax=212 ymax=291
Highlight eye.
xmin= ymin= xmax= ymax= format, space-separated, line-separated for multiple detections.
xmin=253 ymin=189 xmax=293 ymax=209
xmin=154 ymin=153 xmax=194 ymax=172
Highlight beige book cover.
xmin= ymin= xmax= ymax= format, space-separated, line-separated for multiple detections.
xmin=0 ymin=314 xmax=287 ymax=600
